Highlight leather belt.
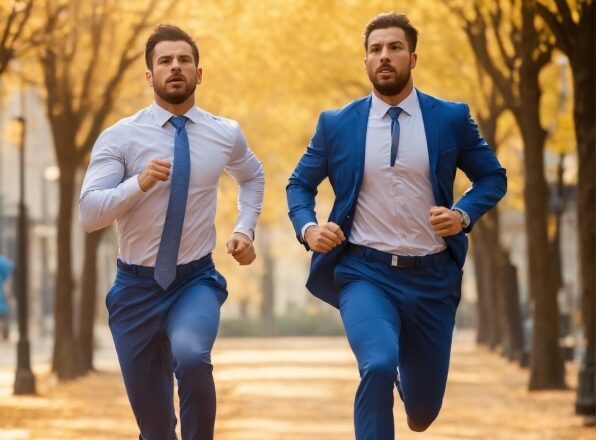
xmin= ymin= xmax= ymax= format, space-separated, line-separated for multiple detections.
xmin=116 ymin=253 xmax=213 ymax=278
xmin=347 ymin=243 xmax=451 ymax=268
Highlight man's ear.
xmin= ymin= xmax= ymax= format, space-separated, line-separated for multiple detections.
xmin=410 ymin=53 xmax=417 ymax=70
xmin=146 ymin=69 xmax=153 ymax=87
xmin=196 ymin=67 xmax=203 ymax=85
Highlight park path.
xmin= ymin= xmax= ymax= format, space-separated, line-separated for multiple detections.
xmin=0 ymin=330 xmax=592 ymax=439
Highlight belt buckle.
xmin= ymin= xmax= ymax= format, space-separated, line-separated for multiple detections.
xmin=391 ymin=255 xmax=399 ymax=267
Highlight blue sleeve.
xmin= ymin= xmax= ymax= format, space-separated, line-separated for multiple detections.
xmin=453 ymin=104 xmax=507 ymax=231
xmin=286 ymin=112 xmax=329 ymax=243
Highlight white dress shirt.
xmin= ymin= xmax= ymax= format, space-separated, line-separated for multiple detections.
xmin=80 ymin=102 xmax=264 ymax=266
xmin=349 ymin=90 xmax=446 ymax=255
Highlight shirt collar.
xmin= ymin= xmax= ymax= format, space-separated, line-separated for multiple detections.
xmin=151 ymin=101 xmax=202 ymax=127
xmin=370 ymin=87 xmax=418 ymax=118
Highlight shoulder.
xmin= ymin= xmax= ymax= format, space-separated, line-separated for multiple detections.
xmin=321 ymin=95 xmax=371 ymax=121
xmin=417 ymin=90 xmax=469 ymax=117
xmin=195 ymin=107 xmax=242 ymax=138
xmin=97 ymin=106 xmax=150 ymax=143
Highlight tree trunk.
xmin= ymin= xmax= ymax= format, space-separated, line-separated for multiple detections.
xmin=259 ymin=227 xmax=275 ymax=336
xmin=548 ymin=154 xmax=566 ymax=296
xmin=51 ymin=165 xmax=78 ymax=380
xmin=571 ymin=48 xmax=596 ymax=416
xmin=75 ymin=228 xmax=105 ymax=374
xmin=518 ymin=102 xmax=566 ymax=389
xmin=473 ymin=210 xmax=524 ymax=362
xmin=472 ymin=230 xmax=494 ymax=346
xmin=472 ymin=221 xmax=501 ymax=349
xmin=502 ymin=261 xmax=525 ymax=364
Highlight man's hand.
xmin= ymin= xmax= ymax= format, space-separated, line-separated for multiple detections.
xmin=429 ymin=206 xmax=463 ymax=237
xmin=226 ymin=232 xmax=256 ymax=265
xmin=304 ymin=222 xmax=345 ymax=253
xmin=138 ymin=159 xmax=171 ymax=192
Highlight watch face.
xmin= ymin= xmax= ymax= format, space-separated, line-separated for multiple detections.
xmin=462 ymin=214 xmax=470 ymax=228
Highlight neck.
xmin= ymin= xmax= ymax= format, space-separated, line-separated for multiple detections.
xmin=373 ymin=81 xmax=414 ymax=107
xmin=154 ymin=95 xmax=195 ymax=116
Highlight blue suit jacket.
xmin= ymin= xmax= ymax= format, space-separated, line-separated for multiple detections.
xmin=286 ymin=90 xmax=507 ymax=308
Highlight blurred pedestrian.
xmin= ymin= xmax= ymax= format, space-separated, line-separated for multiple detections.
xmin=0 ymin=255 xmax=14 ymax=341
xmin=79 ymin=24 xmax=264 ymax=440
xmin=287 ymin=12 xmax=507 ymax=439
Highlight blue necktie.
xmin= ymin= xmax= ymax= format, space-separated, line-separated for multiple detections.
xmin=154 ymin=116 xmax=191 ymax=290
xmin=387 ymin=106 xmax=402 ymax=167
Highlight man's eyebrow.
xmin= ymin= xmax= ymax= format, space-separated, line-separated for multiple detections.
xmin=369 ymin=39 xmax=405 ymax=46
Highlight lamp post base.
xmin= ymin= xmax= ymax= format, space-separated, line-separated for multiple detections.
xmin=13 ymin=339 xmax=36 ymax=395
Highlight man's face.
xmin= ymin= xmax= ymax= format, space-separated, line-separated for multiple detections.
xmin=365 ymin=27 xmax=416 ymax=97
xmin=146 ymin=40 xmax=202 ymax=106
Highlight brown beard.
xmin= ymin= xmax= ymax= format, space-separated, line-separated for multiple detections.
xmin=369 ymin=68 xmax=411 ymax=97
xmin=154 ymin=80 xmax=197 ymax=104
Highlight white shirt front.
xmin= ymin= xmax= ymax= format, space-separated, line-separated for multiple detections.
xmin=349 ymin=90 xmax=446 ymax=255
xmin=79 ymin=102 xmax=264 ymax=266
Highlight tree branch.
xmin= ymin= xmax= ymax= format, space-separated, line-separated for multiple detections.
xmin=0 ymin=0 xmax=34 ymax=76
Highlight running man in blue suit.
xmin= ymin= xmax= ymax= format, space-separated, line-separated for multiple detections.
xmin=287 ymin=12 xmax=506 ymax=439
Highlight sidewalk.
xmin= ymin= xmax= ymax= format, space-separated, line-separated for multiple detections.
xmin=0 ymin=330 xmax=592 ymax=439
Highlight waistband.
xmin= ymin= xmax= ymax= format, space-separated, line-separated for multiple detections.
xmin=117 ymin=253 xmax=213 ymax=279
xmin=347 ymin=243 xmax=451 ymax=268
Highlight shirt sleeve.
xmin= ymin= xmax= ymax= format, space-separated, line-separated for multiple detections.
xmin=79 ymin=129 xmax=145 ymax=232
xmin=224 ymin=123 xmax=265 ymax=240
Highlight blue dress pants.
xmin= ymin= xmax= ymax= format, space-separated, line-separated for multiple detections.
xmin=106 ymin=254 xmax=227 ymax=440
xmin=334 ymin=247 xmax=461 ymax=440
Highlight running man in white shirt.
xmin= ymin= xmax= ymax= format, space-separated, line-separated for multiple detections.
xmin=80 ymin=24 xmax=264 ymax=440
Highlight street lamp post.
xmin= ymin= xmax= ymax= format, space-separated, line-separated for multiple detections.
xmin=13 ymin=115 xmax=36 ymax=395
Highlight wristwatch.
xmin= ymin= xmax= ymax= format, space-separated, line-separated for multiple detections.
xmin=452 ymin=207 xmax=470 ymax=229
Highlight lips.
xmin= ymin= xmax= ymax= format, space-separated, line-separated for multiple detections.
xmin=167 ymin=76 xmax=185 ymax=83
xmin=377 ymin=66 xmax=395 ymax=74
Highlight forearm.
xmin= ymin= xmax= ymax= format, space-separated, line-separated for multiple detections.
xmin=79 ymin=175 xmax=144 ymax=232
xmin=233 ymin=169 xmax=264 ymax=239
xmin=287 ymin=175 xmax=319 ymax=238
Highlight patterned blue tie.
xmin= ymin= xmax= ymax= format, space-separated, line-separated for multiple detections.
xmin=154 ymin=116 xmax=191 ymax=290
xmin=387 ymin=106 xmax=402 ymax=167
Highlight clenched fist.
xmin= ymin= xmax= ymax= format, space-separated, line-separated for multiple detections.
xmin=304 ymin=222 xmax=345 ymax=253
xmin=429 ymin=206 xmax=462 ymax=237
xmin=226 ymin=232 xmax=256 ymax=265
xmin=138 ymin=158 xmax=171 ymax=192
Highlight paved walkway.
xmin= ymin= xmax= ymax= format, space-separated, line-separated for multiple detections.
xmin=0 ymin=330 xmax=592 ymax=439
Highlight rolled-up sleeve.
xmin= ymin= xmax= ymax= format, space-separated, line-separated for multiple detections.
xmin=79 ymin=130 xmax=144 ymax=232
xmin=224 ymin=124 xmax=264 ymax=239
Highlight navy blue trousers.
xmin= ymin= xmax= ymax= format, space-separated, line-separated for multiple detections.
xmin=106 ymin=254 xmax=227 ymax=440
xmin=334 ymin=247 xmax=461 ymax=440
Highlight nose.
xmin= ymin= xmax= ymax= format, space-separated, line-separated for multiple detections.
xmin=380 ymin=45 xmax=390 ymax=61
xmin=171 ymin=58 xmax=182 ymax=70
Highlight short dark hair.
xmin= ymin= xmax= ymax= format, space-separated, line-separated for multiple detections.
xmin=145 ymin=24 xmax=200 ymax=70
xmin=363 ymin=12 xmax=418 ymax=53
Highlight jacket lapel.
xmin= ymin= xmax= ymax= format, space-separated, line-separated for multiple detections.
xmin=417 ymin=90 xmax=440 ymax=203
xmin=352 ymin=95 xmax=372 ymax=196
